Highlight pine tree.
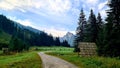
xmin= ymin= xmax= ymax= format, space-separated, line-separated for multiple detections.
xmin=62 ymin=40 xmax=70 ymax=47
xmin=96 ymin=13 xmax=105 ymax=56
xmin=97 ymin=13 xmax=103 ymax=29
xmin=74 ymin=9 xmax=86 ymax=52
xmin=54 ymin=37 xmax=61 ymax=46
xmin=86 ymin=9 xmax=97 ymax=42
xmin=104 ymin=0 xmax=120 ymax=57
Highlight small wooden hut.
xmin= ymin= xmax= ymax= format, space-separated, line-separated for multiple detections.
xmin=2 ymin=47 xmax=9 ymax=54
xmin=78 ymin=42 xmax=97 ymax=57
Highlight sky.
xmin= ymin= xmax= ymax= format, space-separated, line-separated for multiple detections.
xmin=0 ymin=0 xmax=108 ymax=37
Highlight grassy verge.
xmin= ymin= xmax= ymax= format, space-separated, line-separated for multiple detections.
xmin=31 ymin=46 xmax=74 ymax=52
xmin=0 ymin=51 xmax=42 ymax=68
xmin=47 ymin=52 xmax=120 ymax=68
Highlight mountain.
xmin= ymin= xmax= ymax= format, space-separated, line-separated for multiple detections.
xmin=60 ymin=32 xmax=75 ymax=47
xmin=0 ymin=14 xmax=63 ymax=47
xmin=0 ymin=14 xmax=44 ymax=46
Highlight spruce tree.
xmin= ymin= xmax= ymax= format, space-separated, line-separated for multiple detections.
xmin=54 ymin=37 xmax=60 ymax=46
xmin=87 ymin=9 xmax=97 ymax=42
xmin=74 ymin=9 xmax=86 ymax=52
xmin=62 ymin=40 xmax=70 ymax=47
xmin=104 ymin=0 xmax=120 ymax=57
xmin=96 ymin=13 xmax=105 ymax=56
xmin=97 ymin=13 xmax=103 ymax=29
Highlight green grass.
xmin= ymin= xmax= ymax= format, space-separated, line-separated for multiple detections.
xmin=1 ymin=46 xmax=120 ymax=68
xmin=0 ymin=51 xmax=42 ymax=68
xmin=47 ymin=50 xmax=120 ymax=68
xmin=31 ymin=46 xmax=74 ymax=52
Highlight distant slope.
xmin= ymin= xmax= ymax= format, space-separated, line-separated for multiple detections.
xmin=0 ymin=14 xmax=43 ymax=46
xmin=15 ymin=22 xmax=42 ymax=33
xmin=60 ymin=32 xmax=75 ymax=47
xmin=0 ymin=14 xmax=58 ymax=47
xmin=0 ymin=30 xmax=11 ymax=44
xmin=25 ymin=26 xmax=42 ymax=33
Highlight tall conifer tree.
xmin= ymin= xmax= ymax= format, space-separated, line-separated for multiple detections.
xmin=104 ymin=0 xmax=120 ymax=57
xmin=74 ymin=9 xmax=86 ymax=52
xmin=87 ymin=9 xmax=97 ymax=42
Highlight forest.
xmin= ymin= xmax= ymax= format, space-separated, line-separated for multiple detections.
xmin=74 ymin=0 xmax=120 ymax=57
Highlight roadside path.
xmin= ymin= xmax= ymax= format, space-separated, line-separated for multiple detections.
xmin=38 ymin=52 xmax=78 ymax=68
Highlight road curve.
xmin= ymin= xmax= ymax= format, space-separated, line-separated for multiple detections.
xmin=38 ymin=52 xmax=78 ymax=68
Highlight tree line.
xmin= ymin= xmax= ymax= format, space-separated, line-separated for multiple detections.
xmin=74 ymin=0 xmax=120 ymax=57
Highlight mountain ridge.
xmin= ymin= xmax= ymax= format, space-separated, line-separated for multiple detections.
xmin=60 ymin=32 xmax=75 ymax=47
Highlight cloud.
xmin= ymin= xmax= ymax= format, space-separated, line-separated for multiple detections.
xmin=86 ymin=0 xmax=98 ymax=4
xmin=0 ymin=0 xmax=72 ymax=15
xmin=73 ymin=0 xmax=80 ymax=7
xmin=81 ymin=0 xmax=98 ymax=6
xmin=98 ymin=1 xmax=108 ymax=19
xmin=0 ymin=0 xmax=109 ymax=37
xmin=16 ymin=19 xmax=32 ymax=26
xmin=45 ymin=29 xmax=75 ymax=37
xmin=8 ymin=16 xmax=33 ymax=26
xmin=45 ymin=29 xmax=67 ymax=37
xmin=98 ymin=1 xmax=107 ymax=10
xmin=47 ymin=0 xmax=71 ymax=14
xmin=7 ymin=16 xmax=67 ymax=37
xmin=99 ymin=9 xmax=107 ymax=19
xmin=71 ymin=8 xmax=80 ymax=16
xmin=0 ymin=0 xmax=33 ymax=12
xmin=35 ymin=26 xmax=67 ymax=37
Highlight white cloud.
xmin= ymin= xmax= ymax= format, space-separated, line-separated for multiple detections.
xmin=98 ymin=1 xmax=108 ymax=19
xmin=71 ymin=8 xmax=80 ymax=16
xmin=8 ymin=16 xmax=33 ymax=26
xmin=45 ymin=29 xmax=67 ymax=37
xmin=36 ymin=27 xmax=67 ymax=37
xmin=99 ymin=10 xmax=107 ymax=19
xmin=0 ymin=0 xmax=33 ymax=12
xmin=7 ymin=16 xmax=67 ymax=37
xmin=0 ymin=1 xmax=14 ymax=10
xmin=81 ymin=0 xmax=98 ymax=6
xmin=86 ymin=0 xmax=98 ymax=5
xmin=73 ymin=0 xmax=80 ymax=7
xmin=0 ymin=0 xmax=72 ymax=15
xmin=47 ymin=0 xmax=71 ymax=14
xmin=98 ymin=1 xmax=107 ymax=10
xmin=45 ymin=29 xmax=76 ymax=37
xmin=16 ymin=19 xmax=32 ymax=26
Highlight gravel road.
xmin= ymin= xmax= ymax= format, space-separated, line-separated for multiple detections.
xmin=38 ymin=52 xmax=78 ymax=68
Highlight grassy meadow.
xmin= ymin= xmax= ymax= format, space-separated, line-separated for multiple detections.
xmin=0 ymin=51 xmax=42 ymax=68
xmin=0 ymin=46 xmax=120 ymax=68
xmin=0 ymin=46 xmax=72 ymax=68
xmin=31 ymin=46 xmax=74 ymax=52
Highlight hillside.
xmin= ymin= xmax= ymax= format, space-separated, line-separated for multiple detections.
xmin=0 ymin=30 xmax=11 ymax=44
xmin=0 ymin=14 xmax=67 ymax=48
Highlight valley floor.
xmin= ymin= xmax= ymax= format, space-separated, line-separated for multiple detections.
xmin=1 ymin=47 xmax=120 ymax=68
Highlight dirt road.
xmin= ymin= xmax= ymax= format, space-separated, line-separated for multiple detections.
xmin=38 ymin=52 xmax=78 ymax=68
